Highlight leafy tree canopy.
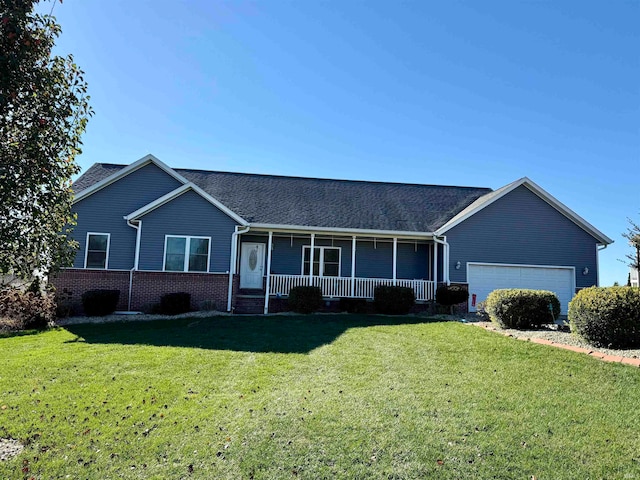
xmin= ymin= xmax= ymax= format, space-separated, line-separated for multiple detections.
xmin=0 ymin=0 xmax=92 ymax=281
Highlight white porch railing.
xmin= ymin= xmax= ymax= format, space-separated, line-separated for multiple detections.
xmin=269 ymin=274 xmax=435 ymax=301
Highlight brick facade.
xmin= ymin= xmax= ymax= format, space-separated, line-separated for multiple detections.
xmin=51 ymin=269 xmax=238 ymax=314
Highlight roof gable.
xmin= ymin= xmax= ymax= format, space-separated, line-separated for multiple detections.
xmin=436 ymin=177 xmax=613 ymax=245
xmin=124 ymin=183 xmax=247 ymax=225
xmin=72 ymin=154 xmax=190 ymax=204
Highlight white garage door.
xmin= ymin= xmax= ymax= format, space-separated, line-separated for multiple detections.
xmin=467 ymin=263 xmax=575 ymax=315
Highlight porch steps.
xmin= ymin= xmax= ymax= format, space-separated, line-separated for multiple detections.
xmin=238 ymin=289 xmax=265 ymax=296
xmin=234 ymin=294 xmax=265 ymax=314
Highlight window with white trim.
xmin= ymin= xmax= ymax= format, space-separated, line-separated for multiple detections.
xmin=164 ymin=236 xmax=211 ymax=272
xmin=85 ymin=233 xmax=110 ymax=269
xmin=302 ymin=246 xmax=341 ymax=276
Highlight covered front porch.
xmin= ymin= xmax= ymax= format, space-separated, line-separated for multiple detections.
xmin=228 ymin=225 xmax=450 ymax=313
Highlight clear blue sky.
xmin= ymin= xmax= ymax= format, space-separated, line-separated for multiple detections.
xmin=47 ymin=0 xmax=638 ymax=285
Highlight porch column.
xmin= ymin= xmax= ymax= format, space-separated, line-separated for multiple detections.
xmin=351 ymin=236 xmax=356 ymax=296
xmin=392 ymin=237 xmax=398 ymax=286
xmin=264 ymin=231 xmax=273 ymax=314
xmin=309 ymin=233 xmax=315 ymax=285
xmin=433 ymin=241 xmax=438 ymax=284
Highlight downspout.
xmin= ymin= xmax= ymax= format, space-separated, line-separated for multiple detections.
xmin=433 ymin=235 xmax=450 ymax=286
xmin=443 ymin=235 xmax=450 ymax=285
xmin=227 ymin=225 xmax=251 ymax=312
xmin=126 ymin=218 xmax=142 ymax=311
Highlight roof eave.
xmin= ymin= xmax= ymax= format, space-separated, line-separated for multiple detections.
xmin=248 ymin=223 xmax=437 ymax=239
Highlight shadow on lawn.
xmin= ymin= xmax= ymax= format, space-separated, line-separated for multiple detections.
xmin=64 ymin=315 xmax=441 ymax=354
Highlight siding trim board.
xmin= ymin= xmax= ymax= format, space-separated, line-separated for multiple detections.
xmin=73 ymin=154 xmax=190 ymax=204
xmin=436 ymin=177 xmax=613 ymax=245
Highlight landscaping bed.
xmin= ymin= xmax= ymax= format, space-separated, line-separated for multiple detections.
xmin=469 ymin=320 xmax=640 ymax=360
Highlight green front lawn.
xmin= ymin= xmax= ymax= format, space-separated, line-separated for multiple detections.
xmin=1 ymin=315 xmax=639 ymax=479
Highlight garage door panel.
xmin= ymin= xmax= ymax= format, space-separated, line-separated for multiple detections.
xmin=468 ymin=264 xmax=573 ymax=315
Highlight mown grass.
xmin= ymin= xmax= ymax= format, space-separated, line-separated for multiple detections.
xmin=1 ymin=315 xmax=639 ymax=479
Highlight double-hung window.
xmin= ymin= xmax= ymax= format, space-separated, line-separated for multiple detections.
xmin=85 ymin=233 xmax=110 ymax=269
xmin=164 ymin=236 xmax=211 ymax=272
xmin=302 ymin=246 xmax=340 ymax=276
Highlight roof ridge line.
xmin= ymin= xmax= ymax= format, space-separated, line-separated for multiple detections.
xmin=174 ymin=167 xmax=492 ymax=190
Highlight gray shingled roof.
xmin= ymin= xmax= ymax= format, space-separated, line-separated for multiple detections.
xmin=73 ymin=163 xmax=493 ymax=232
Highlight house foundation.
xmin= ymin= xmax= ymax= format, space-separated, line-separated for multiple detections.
xmin=51 ymin=269 xmax=237 ymax=315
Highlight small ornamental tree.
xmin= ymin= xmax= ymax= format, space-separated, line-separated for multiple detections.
xmin=622 ymin=214 xmax=640 ymax=284
xmin=1 ymin=0 xmax=92 ymax=282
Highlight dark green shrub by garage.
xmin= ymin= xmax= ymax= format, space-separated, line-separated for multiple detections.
xmin=288 ymin=286 xmax=323 ymax=314
xmin=81 ymin=289 xmax=120 ymax=317
xmin=485 ymin=289 xmax=560 ymax=329
xmin=373 ymin=285 xmax=415 ymax=315
xmin=569 ymin=286 xmax=640 ymax=348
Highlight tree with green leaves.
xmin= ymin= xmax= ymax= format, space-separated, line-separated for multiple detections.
xmin=0 ymin=0 xmax=92 ymax=283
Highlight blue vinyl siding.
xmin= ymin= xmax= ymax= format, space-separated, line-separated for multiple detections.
xmin=71 ymin=163 xmax=183 ymax=269
xmin=138 ymin=190 xmax=237 ymax=272
xmin=397 ymin=242 xmax=429 ymax=279
xmin=447 ymin=185 xmax=600 ymax=288
xmin=355 ymin=241 xmax=392 ymax=278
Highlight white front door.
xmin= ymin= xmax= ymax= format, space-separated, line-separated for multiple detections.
xmin=240 ymin=243 xmax=266 ymax=289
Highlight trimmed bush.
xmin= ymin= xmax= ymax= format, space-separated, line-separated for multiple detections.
xmin=81 ymin=289 xmax=120 ymax=317
xmin=436 ymin=285 xmax=469 ymax=314
xmin=373 ymin=285 xmax=415 ymax=315
xmin=160 ymin=292 xmax=192 ymax=315
xmin=485 ymin=289 xmax=560 ymax=329
xmin=0 ymin=288 xmax=55 ymax=330
xmin=475 ymin=300 xmax=489 ymax=321
xmin=569 ymin=286 xmax=640 ymax=348
xmin=288 ymin=286 xmax=323 ymax=314
xmin=339 ymin=297 xmax=368 ymax=314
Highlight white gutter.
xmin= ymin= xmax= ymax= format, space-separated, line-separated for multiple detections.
xmin=248 ymin=223 xmax=436 ymax=239
xmin=125 ymin=218 xmax=142 ymax=311
xmin=227 ymin=225 xmax=251 ymax=312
